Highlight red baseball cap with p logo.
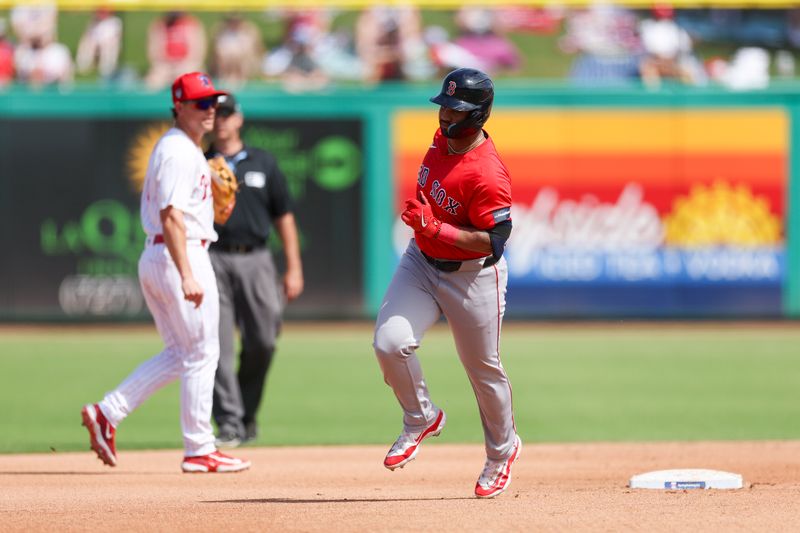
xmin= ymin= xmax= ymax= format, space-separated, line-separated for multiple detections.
xmin=171 ymin=71 xmax=227 ymax=104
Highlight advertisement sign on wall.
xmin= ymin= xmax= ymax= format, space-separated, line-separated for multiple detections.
xmin=394 ymin=109 xmax=787 ymax=317
xmin=0 ymin=117 xmax=363 ymax=319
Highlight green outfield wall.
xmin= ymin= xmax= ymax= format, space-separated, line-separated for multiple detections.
xmin=0 ymin=82 xmax=798 ymax=319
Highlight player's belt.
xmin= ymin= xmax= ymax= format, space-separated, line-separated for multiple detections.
xmin=420 ymin=250 xmax=500 ymax=272
xmin=151 ymin=234 xmax=209 ymax=247
xmin=420 ymin=250 xmax=487 ymax=272
xmin=210 ymin=243 xmax=265 ymax=254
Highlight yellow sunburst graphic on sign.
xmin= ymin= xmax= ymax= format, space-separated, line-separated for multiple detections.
xmin=663 ymin=181 xmax=781 ymax=247
xmin=126 ymin=122 xmax=171 ymax=192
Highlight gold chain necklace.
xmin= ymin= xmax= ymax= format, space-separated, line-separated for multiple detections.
xmin=448 ymin=135 xmax=484 ymax=155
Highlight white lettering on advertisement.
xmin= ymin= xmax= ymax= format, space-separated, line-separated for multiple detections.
xmin=506 ymin=183 xmax=780 ymax=282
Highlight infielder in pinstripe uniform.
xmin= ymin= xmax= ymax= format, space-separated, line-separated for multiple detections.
xmin=374 ymin=68 xmax=520 ymax=498
xmin=81 ymin=72 xmax=250 ymax=473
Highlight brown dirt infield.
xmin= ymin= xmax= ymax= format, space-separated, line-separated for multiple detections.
xmin=2 ymin=440 xmax=798 ymax=531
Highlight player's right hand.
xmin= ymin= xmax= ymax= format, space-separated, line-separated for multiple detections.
xmin=401 ymin=192 xmax=441 ymax=238
xmin=181 ymin=277 xmax=204 ymax=308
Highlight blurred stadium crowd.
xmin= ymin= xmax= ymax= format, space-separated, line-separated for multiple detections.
xmin=1 ymin=3 xmax=800 ymax=91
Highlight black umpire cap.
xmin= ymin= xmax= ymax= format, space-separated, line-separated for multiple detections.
xmin=217 ymin=94 xmax=241 ymax=116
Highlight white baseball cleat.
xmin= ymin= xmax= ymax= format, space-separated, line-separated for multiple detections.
xmin=181 ymin=451 xmax=251 ymax=473
xmin=474 ymin=434 xmax=522 ymax=498
xmin=383 ymin=409 xmax=446 ymax=470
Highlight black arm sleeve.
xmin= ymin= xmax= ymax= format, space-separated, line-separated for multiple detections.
xmin=486 ymin=219 xmax=513 ymax=265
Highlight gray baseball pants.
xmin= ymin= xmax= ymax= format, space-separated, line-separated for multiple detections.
xmin=210 ymin=249 xmax=283 ymax=437
xmin=373 ymin=240 xmax=517 ymax=461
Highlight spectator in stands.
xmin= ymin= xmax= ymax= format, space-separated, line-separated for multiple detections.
xmin=11 ymin=1 xmax=71 ymax=89
xmin=211 ymin=14 xmax=262 ymax=88
xmin=10 ymin=2 xmax=57 ymax=48
xmin=787 ymin=9 xmax=800 ymax=49
xmin=314 ymin=29 xmax=365 ymax=82
xmin=0 ymin=19 xmax=14 ymax=87
xmin=263 ymin=15 xmax=316 ymax=78
xmin=144 ymin=11 xmax=206 ymax=90
xmin=262 ymin=18 xmax=329 ymax=91
xmin=279 ymin=23 xmax=329 ymax=93
xmin=262 ymin=9 xmax=364 ymax=83
xmin=638 ymin=4 xmax=707 ymax=89
xmin=559 ymin=3 xmax=642 ymax=85
xmin=76 ymin=8 xmax=122 ymax=81
xmin=706 ymin=47 xmax=770 ymax=91
xmin=424 ymin=25 xmax=488 ymax=77
xmin=14 ymin=36 xmax=73 ymax=87
xmin=356 ymin=6 xmax=427 ymax=83
xmin=451 ymin=7 xmax=522 ymax=75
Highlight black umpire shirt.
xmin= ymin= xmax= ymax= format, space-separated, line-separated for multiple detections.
xmin=204 ymin=145 xmax=293 ymax=250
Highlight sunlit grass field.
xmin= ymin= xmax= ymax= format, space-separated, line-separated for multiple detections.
xmin=1 ymin=322 xmax=798 ymax=454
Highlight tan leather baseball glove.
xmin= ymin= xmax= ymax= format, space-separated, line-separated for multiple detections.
xmin=208 ymin=156 xmax=239 ymax=225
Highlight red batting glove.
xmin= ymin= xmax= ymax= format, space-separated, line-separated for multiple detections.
xmin=401 ymin=194 xmax=441 ymax=238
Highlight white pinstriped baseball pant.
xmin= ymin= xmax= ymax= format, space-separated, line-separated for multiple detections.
xmin=98 ymin=241 xmax=220 ymax=457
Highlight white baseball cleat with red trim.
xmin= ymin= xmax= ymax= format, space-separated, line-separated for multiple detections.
xmin=181 ymin=451 xmax=251 ymax=473
xmin=81 ymin=403 xmax=117 ymax=467
xmin=384 ymin=409 xmax=446 ymax=470
xmin=474 ymin=434 xmax=522 ymax=498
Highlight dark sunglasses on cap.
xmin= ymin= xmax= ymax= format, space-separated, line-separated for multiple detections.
xmin=190 ymin=97 xmax=219 ymax=110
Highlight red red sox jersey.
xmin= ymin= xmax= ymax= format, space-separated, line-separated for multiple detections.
xmin=415 ymin=129 xmax=512 ymax=260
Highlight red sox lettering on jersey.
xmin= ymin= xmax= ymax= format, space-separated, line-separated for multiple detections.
xmin=415 ymin=129 xmax=512 ymax=261
xmin=417 ymin=167 xmax=462 ymax=215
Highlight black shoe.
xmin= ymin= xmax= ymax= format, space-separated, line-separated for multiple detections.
xmin=215 ymin=430 xmax=242 ymax=449
xmin=242 ymin=422 xmax=258 ymax=444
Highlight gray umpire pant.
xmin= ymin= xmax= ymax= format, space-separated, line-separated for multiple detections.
xmin=210 ymin=248 xmax=283 ymax=437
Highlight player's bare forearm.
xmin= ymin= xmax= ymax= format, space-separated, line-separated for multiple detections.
xmin=160 ymin=206 xmax=203 ymax=306
xmin=274 ymin=213 xmax=304 ymax=300
xmin=449 ymin=226 xmax=493 ymax=255
xmin=160 ymin=207 xmax=191 ymax=277
xmin=275 ymin=213 xmax=302 ymax=272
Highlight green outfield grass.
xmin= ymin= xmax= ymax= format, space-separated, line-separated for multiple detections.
xmin=0 ymin=322 xmax=798 ymax=454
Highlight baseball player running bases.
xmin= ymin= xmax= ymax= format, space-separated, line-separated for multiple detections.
xmin=81 ymin=72 xmax=249 ymax=473
xmin=374 ymin=68 xmax=520 ymax=498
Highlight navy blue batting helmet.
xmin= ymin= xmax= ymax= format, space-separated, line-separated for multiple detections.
xmin=430 ymin=68 xmax=494 ymax=139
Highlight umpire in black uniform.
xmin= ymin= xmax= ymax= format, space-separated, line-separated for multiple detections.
xmin=206 ymin=93 xmax=304 ymax=447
